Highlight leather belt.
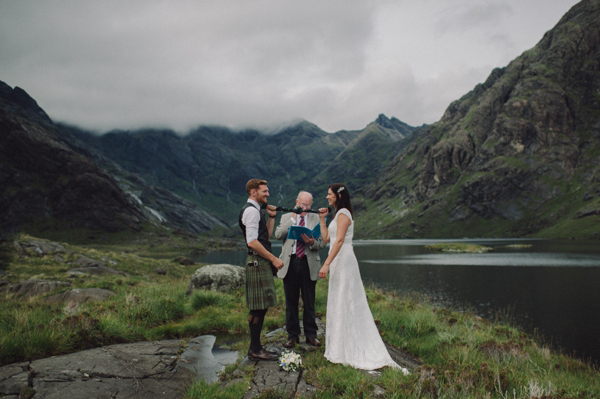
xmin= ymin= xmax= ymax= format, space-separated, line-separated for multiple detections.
xmin=247 ymin=260 xmax=259 ymax=267
xmin=247 ymin=249 xmax=258 ymax=256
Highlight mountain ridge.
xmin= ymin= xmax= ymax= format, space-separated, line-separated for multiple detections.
xmin=64 ymin=113 xmax=415 ymax=224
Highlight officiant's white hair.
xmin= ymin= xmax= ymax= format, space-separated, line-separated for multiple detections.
xmin=296 ymin=191 xmax=313 ymax=201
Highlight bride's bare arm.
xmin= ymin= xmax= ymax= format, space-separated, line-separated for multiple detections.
xmin=319 ymin=213 xmax=351 ymax=278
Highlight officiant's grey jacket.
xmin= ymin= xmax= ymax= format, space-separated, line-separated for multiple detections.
xmin=274 ymin=212 xmax=325 ymax=281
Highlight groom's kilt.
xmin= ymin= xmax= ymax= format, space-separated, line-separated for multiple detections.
xmin=245 ymin=254 xmax=277 ymax=310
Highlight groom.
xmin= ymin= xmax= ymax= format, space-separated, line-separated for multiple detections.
xmin=239 ymin=179 xmax=284 ymax=361
xmin=275 ymin=191 xmax=325 ymax=348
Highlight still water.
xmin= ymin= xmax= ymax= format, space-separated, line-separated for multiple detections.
xmin=196 ymin=238 xmax=600 ymax=363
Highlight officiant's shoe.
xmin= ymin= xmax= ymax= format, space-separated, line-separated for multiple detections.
xmin=248 ymin=349 xmax=278 ymax=361
xmin=283 ymin=337 xmax=298 ymax=348
xmin=306 ymin=337 xmax=321 ymax=347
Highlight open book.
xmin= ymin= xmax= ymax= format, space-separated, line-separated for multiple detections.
xmin=287 ymin=224 xmax=321 ymax=241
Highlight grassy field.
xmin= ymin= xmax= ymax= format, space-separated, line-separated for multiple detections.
xmin=1 ymin=234 xmax=598 ymax=398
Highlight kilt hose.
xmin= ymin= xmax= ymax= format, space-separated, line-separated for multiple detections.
xmin=245 ymin=254 xmax=277 ymax=310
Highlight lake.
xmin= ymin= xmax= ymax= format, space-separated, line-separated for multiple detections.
xmin=195 ymin=238 xmax=600 ymax=364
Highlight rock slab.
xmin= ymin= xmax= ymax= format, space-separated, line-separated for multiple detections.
xmin=0 ymin=335 xmax=237 ymax=399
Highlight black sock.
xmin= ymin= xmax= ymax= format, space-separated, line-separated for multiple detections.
xmin=249 ymin=309 xmax=267 ymax=353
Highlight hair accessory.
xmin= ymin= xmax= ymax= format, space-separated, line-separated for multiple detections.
xmin=337 ymin=186 xmax=345 ymax=194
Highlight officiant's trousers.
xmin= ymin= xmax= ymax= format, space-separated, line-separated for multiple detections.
xmin=284 ymin=255 xmax=317 ymax=339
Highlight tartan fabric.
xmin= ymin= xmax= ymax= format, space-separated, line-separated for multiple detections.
xmin=245 ymin=254 xmax=278 ymax=310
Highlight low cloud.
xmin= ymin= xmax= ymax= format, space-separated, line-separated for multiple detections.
xmin=0 ymin=0 xmax=579 ymax=133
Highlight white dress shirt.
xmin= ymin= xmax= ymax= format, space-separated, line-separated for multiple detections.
xmin=241 ymin=199 xmax=261 ymax=244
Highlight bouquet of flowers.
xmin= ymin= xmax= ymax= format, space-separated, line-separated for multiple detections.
xmin=278 ymin=350 xmax=302 ymax=372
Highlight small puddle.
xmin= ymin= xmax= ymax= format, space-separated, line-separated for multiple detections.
xmin=179 ymin=334 xmax=240 ymax=383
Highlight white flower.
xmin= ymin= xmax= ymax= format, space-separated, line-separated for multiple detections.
xmin=278 ymin=351 xmax=302 ymax=372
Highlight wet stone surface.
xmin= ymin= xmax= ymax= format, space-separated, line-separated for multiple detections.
xmin=0 ymin=336 xmax=237 ymax=399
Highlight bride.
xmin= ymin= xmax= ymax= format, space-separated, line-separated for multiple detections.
xmin=318 ymin=183 xmax=409 ymax=373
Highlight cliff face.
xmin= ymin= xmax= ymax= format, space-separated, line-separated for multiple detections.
xmin=360 ymin=0 xmax=600 ymax=238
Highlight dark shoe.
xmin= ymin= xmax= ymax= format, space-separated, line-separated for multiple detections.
xmin=306 ymin=337 xmax=321 ymax=347
xmin=248 ymin=348 xmax=278 ymax=361
xmin=283 ymin=336 xmax=298 ymax=348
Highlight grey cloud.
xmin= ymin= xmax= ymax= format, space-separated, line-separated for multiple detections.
xmin=435 ymin=2 xmax=513 ymax=36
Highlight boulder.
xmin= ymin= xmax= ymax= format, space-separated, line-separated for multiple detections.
xmin=45 ymin=288 xmax=115 ymax=304
xmin=0 ymin=279 xmax=71 ymax=299
xmin=186 ymin=264 xmax=245 ymax=295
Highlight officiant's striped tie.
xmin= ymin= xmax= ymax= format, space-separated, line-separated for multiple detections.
xmin=296 ymin=216 xmax=305 ymax=258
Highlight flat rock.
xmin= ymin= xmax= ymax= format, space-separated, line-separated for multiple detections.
xmin=0 ymin=335 xmax=238 ymax=399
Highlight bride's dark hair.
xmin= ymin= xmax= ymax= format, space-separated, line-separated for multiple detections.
xmin=329 ymin=183 xmax=353 ymax=217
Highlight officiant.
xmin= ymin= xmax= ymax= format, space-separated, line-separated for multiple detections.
xmin=274 ymin=191 xmax=325 ymax=348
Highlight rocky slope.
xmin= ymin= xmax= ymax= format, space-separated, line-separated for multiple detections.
xmin=358 ymin=0 xmax=600 ymax=238
xmin=0 ymin=82 xmax=227 ymax=235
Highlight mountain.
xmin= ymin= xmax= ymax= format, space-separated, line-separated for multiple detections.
xmin=357 ymin=0 xmax=600 ymax=239
xmin=313 ymin=115 xmax=418 ymax=193
xmin=0 ymin=81 xmax=227 ymax=236
xmin=65 ymin=115 xmax=415 ymax=223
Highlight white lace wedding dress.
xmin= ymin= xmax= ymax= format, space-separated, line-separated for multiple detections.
xmin=324 ymin=208 xmax=408 ymax=373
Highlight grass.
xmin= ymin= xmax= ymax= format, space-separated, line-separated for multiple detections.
xmin=0 ymin=233 xmax=272 ymax=366
xmin=1 ymin=234 xmax=599 ymax=398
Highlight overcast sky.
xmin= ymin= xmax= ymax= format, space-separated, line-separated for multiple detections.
xmin=0 ymin=0 xmax=580 ymax=134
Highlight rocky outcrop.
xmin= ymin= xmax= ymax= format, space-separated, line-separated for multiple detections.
xmin=0 ymin=335 xmax=238 ymax=399
xmin=45 ymin=288 xmax=115 ymax=304
xmin=0 ymin=279 xmax=71 ymax=299
xmin=12 ymin=239 xmax=69 ymax=257
xmin=66 ymin=255 xmax=129 ymax=276
xmin=362 ymin=0 xmax=600 ymax=238
xmin=186 ymin=264 xmax=245 ymax=295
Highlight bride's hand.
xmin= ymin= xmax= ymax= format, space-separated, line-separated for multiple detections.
xmin=319 ymin=264 xmax=329 ymax=279
xmin=318 ymin=208 xmax=328 ymax=220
